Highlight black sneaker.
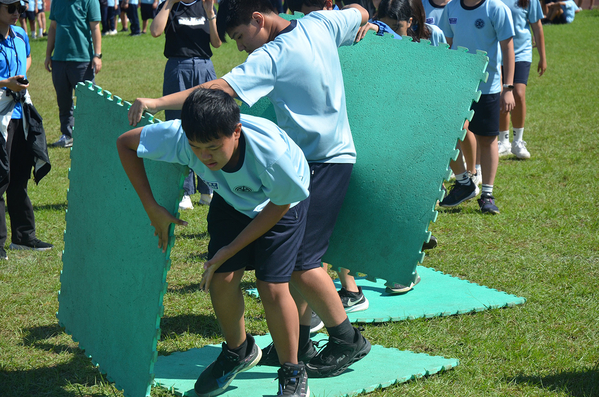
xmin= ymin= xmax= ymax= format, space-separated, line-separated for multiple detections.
xmin=338 ymin=287 xmax=369 ymax=313
xmin=51 ymin=134 xmax=73 ymax=148
xmin=422 ymin=235 xmax=438 ymax=250
xmin=259 ymin=339 xmax=317 ymax=367
xmin=305 ymin=330 xmax=371 ymax=378
xmin=478 ymin=193 xmax=500 ymax=214
xmin=277 ymin=362 xmax=309 ymax=396
xmin=9 ymin=238 xmax=53 ymax=251
xmin=0 ymin=248 xmax=7 ymax=260
xmin=439 ymin=180 xmax=478 ymax=207
xmin=194 ymin=334 xmax=262 ymax=397
xmin=310 ymin=310 xmax=324 ymax=334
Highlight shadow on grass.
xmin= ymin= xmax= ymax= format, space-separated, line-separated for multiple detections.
xmin=160 ymin=313 xmax=221 ymax=339
xmin=177 ymin=231 xmax=209 ymax=241
xmin=0 ymin=324 xmax=119 ymax=397
xmin=512 ymin=367 xmax=599 ymax=397
xmin=32 ymin=203 xmax=68 ymax=212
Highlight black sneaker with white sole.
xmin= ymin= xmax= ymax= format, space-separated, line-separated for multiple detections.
xmin=9 ymin=238 xmax=53 ymax=251
xmin=259 ymin=338 xmax=318 ymax=367
xmin=194 ymin=333 xmax=262 ymax=397
xmin=305 ymin=329 xmax=371 ymax=378
xmin=439 ymin=180 xmax=478 ymax=207
xmin=310 ymin=310 xmax=324 ymax=334
xmin=338 ymin=286 xmax=369 ymax=313
xmin=277 ymin=362 xmax=310 ymax=397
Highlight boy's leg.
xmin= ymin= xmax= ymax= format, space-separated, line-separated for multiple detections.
xmin=440 ymin=139 xmax=478 ymax=207
xmin=256 ymin=280 xmax=299 ymax=365
xmin=476 ymin=135 xmax=498 ymax=187
xmin=209 ymin=269 xmax=247 ymax=348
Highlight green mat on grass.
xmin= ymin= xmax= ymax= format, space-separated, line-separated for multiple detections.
xmin=153 ymin=334 xmax=459 ymax=397
xmin=246 ymin=266 xmax=526 ymax=323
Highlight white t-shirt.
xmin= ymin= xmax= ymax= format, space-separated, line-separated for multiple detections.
xmin=222 ymin=8 xmax=363 ymax=164
xmin=138 ymin=115 xmax=310 ymax=218
xmin=438 ymin=0 xmax=515 ymax=94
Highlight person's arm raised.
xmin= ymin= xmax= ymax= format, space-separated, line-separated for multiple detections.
xmin=128 ymin=78 xmax=236 ymax=126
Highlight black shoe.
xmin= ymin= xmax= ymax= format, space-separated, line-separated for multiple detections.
xmin=478 ymin=193 xmax=500 ymax=214
xmin=0 ymin=247 xmax=7 ymax=260
xmin=338 ymin=286 xmax=369 ymax=313
xmin=259 ymin=339 xmax=317 ymax=367
xmin=310 ymin=310 xmax=324 ymax=334
xmin=194 ymin=334 xmax=262 ymax=397
xmin=129 ymin=32 xmax=141 ymax=36
xmin=9 ymin=238 xmax=53 ymax=251
xmin=422 ymin=235 xmax=438 ymax=250
xmin=120 ymin=28 xmax=129 ymax=32
xmin=439 ymin=180 xmax=478 ymax=207
xmin=277 ymin=362 xmax=310 ymax=396
xmin=305 ymin=330 xmax=371 ymax=378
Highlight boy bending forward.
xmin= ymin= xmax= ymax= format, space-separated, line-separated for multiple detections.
xmin=118 ymin=88 xmax=311 ymax=397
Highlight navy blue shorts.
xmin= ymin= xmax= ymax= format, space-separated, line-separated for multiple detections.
xmin=502 ymin=61 xmax=532 ymax=86
xmin=469 ymin=93 xmax=500 ymax=136
xmin=26 ymin=11 xmax=35 ymax=21
xmin=207 ymin=193 xmax=308 ymax=283
xmin=140 ymin=3 xmax=156 ymax=20
xmin=295 ymin=163 xmax=353 ymax=270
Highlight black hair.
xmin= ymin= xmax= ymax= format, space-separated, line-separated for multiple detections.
xmin=377 ymin=0 xmax=417 ymax=40
xmin=408 ymin=0 xmax=431 ymax=41
xmin=287 ymin=0 xmax=326 ymax=13
xmin=216 ymin=0 xmax=276 ymax=42
xmin=180 ymin=88 xmax=240 ymax=143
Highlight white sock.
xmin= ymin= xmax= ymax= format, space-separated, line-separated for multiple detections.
xmin=482 ymin=184 xmax=493 ymax=196
xmin=456 ymin=171 xmax=471 ymax=185
xmin=39 ymin=28 xmax=43 ymax=36
xmin=499 ymin=130 xmax=510 ymax=144
xmin=513 ymin=127 xmax=524 ymax=142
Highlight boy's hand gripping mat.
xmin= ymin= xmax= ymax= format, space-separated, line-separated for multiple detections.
xmin=57 ymin=82 xmax=187 ymax=397
xmin=153 ymin=333 xmax=459 ymax=397
xmin=241 ymin=18 xmax=489 ymax=288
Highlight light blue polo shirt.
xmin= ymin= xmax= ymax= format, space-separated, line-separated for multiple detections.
xmin=438 ymin=0 xmax=515 ymax=94
xmin=562 ymin=0 xmax=578 ymax=23
xmin=0 ymin=26 xmax=29 ymax=119
xmin=424 ymin=0 xmax=451 ymax=26
xmin=500 ymin=0 xmax=542 ymax=62
xmin=138 ymin=115 xmax=310 ymax=218
xmin=222 ymin=8 xmax=362 ymax=164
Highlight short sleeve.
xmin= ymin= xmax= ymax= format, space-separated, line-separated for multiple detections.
xmin=222 ymin=51 xmax=276 ymax=108
xmin=137 ymin=120 xmax=193 ymax=166
xmin=88 ymin=0 xmax=102 ymax=22
xmin=260 ymin=159 xmax=309 ymax=206
xmin=493 ymin=2 xmax=515 ymax=42
xmin=437 ymin=7 xmax=453 ymax=39
xmin=528 ymin=0 xmax=543 ymax=23
xmin=311 ymin=8 xmax=362 ymax=47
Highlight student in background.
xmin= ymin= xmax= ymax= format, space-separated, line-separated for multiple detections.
xmin=150 ymin=0 xmax=221 ymax=210
xmin=140 ymin=0 xmax=158 ymax=34
xmin=498 ymin=0 xmax=546 ymax=159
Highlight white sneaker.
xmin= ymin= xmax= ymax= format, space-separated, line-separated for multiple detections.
xmin=179 ymin=195 xmax=194 ymax=210
xmin=199 ymin=193 xmax=213 ymax=205
xmin=498 ymin=140 xmax=511 ymax=157
xmin=512 ymin=140 xmax=531 ymax=159
xmin=471 ymin=171 xmax=482 ymax=187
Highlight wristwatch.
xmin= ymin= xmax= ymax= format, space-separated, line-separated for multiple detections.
xmin=503 ymin=84 xmax=514 ymax=90
xmin=93 ymin=53 xmax=102 ymax=59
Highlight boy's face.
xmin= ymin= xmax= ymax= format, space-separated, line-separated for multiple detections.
xmin=188 ymin=124 xmax=242 ymax=171
xmin=228 ymin=13 xmax=270 ymax=54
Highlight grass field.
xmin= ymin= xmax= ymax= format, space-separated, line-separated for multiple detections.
xmin=0 ymin=9 xmax=598 ymax=397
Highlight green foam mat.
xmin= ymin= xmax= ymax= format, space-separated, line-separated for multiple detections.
xmin=154 ymin=334 xmax=459 ymax=397
xmin=57 ymin=82 xmax=187 ymax=397
xmin=241 ymin=13 xmax=489 ymax=288
xmin=246 ymin=266 xmax=526 ymax=323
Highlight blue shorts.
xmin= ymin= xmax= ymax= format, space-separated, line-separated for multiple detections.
xmin=502 ymin=61 xmax=532 ymax=86
xmin=25 ymin=11 xmax=35 ymax=21
xmin=469 ymin=93 xmax=500 ymax=136
xmin=207 ymin=193 xmax=308 ymax=283
xmin=295 ymin=162 xmax=353 ymax=270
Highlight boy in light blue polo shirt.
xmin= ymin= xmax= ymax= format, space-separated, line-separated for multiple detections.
xmin=118 ymin=88 xmax=311 ymax=397
xmin=438 ymin=0 xmax=516 ymax=214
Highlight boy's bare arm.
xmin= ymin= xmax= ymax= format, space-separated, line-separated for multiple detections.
xmin=499 ymin=37 xmax=515 ymax=113
xmin=199 ymin=202 xmax=291 ymax=291
xmin=530 ymin=20 xmax=547 ymax=76
xmin=117 ymin=129 xmax=187 ymax=252
xmin=127 ymin=78 xmax=237 ymax=126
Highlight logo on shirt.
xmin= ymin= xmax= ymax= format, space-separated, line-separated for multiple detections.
xmin=474 ymin=18 xmax=485 ymax=29
xmin=234 ymin=186 xmax=254 ymax=193
xmin=426 ymin=17 xmax=434 ymax=24
xmin=449 ymin=17 xmax=458 ymax=24
xmin=206 ymin=182 xmax=219 ymax=190
xmin=178 ymin=17 xmax=206 ymax=26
